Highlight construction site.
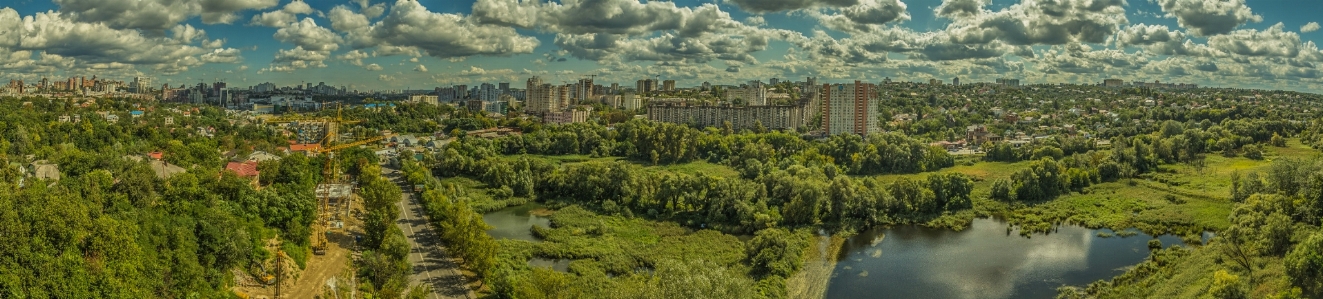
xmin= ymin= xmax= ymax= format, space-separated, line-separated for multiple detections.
xmin=234 ymin=107 xmax=395 ymax=299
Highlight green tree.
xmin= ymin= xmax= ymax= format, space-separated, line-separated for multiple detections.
xmin=746 ymin=228 xmax=808 ymax=278
xmin=1286 ymin=231 xmax=1323 ymax=297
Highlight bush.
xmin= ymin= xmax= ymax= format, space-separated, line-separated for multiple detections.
xmin=1243 ymin=145 xmax=1264 ymax=160
xmin=1286 ymin=231 xmax=1323 ymax=296
xmin=746 ymin=228 xmax=809 ymax=278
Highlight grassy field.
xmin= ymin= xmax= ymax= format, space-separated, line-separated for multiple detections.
xmin=492 ymin=205 xmax=780 ymax=296
xmin=437 ymin=176 xmax=530 ymax=213
xmin=864 ymin=140 xmax=1318 ymax=238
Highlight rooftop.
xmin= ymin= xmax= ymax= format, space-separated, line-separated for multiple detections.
xmin=224 ymin=161 xmax=260 ymax=177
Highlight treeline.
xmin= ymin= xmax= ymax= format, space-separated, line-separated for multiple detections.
xmin=401 ymin=159 xmax=499 ymax=287
xmin=437 ymin=149 xmax=972 ymax=234
xmin=984 ymin=119 xmax=1292 ymax=165
xmin=450 ymin=119 xmax=952 ymax=176
xmin=353 ymin=162 xmax=431 ymax=297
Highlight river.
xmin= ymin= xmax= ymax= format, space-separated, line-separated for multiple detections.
xmin=825 ymin=218 xmax=1185 ymax=299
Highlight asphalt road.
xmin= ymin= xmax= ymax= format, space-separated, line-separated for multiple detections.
xmin=386 ymin=166 xmax=474 ymax=299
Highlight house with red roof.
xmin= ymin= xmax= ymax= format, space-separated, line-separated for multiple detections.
xmin=289 ymin=143 xmax=322 ymax=155
xmin=224 ymin=161 xmax=261 ymax=188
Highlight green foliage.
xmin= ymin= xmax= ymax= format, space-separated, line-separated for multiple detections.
xmin=1210 ymin=270 xmax=1249 ymax=299
xmin=1286 ymin=231 xmax=1323 ymax=297
xmin=746 ymin=228 xmax=810 ymax=278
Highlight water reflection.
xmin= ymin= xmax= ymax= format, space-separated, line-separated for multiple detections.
xmin=529 ymin=258 xmax=570 ymax=272
xmin=482 ymin=203 xmax=551 ymax=242
xmin=826 ymin=219 xmax=1184 ymax=299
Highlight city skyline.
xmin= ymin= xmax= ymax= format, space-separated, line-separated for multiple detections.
xmin=0 ymin=0 xmax=1321 ymax=92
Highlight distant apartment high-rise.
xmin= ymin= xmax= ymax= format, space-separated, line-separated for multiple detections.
xmin=1104 ymin=79 xmax=1124 ymax=87
xmin=821 ymin=81 xmax=880 ymax=135
xmin=929 ymin=79 xmax=942 ymax=86
xmin=525 ymin=76 xmax=557 ymax=114
xmin=477 ymin=83 xmax=498 ymax=102
xmin=662 ymin=80 xmax=676 ymax=92
xmin=953 ymin=77 xmax=960 ymax=86
xmin=576 ymin=78 xmax=595 ymax=102
xmin=455 ymin=84 xmax=469 ymax=99
xmin=498 ymin=82 xmax=510 ymax=93
xmin=636 ymin=79 xmax=657 ymax=94
xmin=132 ymin=77 xmax=152 ymax=94
xmin=556 ymin=85 xmax=571 ymax=108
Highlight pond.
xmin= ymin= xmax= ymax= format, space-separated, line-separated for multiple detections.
xmin=482 ymin=203 xmax=552 ymax=242
xmin=825 ymin=218 xmax=1185 ymax=299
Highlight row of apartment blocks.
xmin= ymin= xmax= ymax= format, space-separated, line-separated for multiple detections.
xmin=647 ymin=98 xmax=814 ymax=131
xmin=645 ymin=80 xmax=882 ymax=135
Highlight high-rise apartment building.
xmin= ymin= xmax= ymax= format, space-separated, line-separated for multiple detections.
xmin=636 ymin=79 xmax=657 ymax=94
xmin=525 ymin=77 xmax=558 ymax=114
xmin=477 ymin=83 xmax=498 ymax=102
xmin=821 ymin=81 xmax=880 ymax=135
xmin=132 ymin=77 xmax=152 ymax=94
xmin=576 ymin=78 xmax=595 ymax=102
xmin=662 ymin=80 xmax=675 ymax=91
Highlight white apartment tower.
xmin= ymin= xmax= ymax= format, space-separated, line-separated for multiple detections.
xmin=132 ymin=77 xmax=152 ymax=94
xmin=821 ymin=81 xmax=880 ymax=135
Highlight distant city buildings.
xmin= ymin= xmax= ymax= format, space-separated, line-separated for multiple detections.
xmin=636 ymin=79 xmax=658 ymax=95
xmin=725 ymin=82 xmax=768 ymax=106
xmin=996 ymin=78 xmax=1021 ymax=87
xmin=408 ymin=95 xmax=439 ymax=105
xmin=131 ymin=77 xmax=152 ymax=94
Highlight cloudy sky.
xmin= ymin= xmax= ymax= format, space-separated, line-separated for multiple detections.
xmin=2 ymin=0 xmax=1321 ymax=92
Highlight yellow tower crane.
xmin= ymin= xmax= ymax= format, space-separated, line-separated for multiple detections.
xmin=267 ymin=104 xmax=395 ymax=255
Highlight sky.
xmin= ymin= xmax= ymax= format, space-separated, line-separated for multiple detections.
xmin=2 ymin=0 xmax=1322 ymax=93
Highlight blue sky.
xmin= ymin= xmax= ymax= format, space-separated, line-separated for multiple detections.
xmin=2 ymin=0 xmax=1322 ymax=92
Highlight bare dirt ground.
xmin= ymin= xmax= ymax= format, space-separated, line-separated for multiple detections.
xmin=234 ymin=201 xmax=364 ymax=299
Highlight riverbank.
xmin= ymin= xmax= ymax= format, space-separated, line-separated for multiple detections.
xmin=788 ymin=234 xmax=846 ymax=299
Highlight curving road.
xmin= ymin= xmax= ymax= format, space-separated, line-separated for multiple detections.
xmin=385 ymin=164 xmax=475 ymax=299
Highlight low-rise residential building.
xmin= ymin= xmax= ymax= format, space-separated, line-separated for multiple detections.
xmin=224 ymin=161 xmax=261 ymax=188
xmin=545 ymin=107 xmax=594 ymax=125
